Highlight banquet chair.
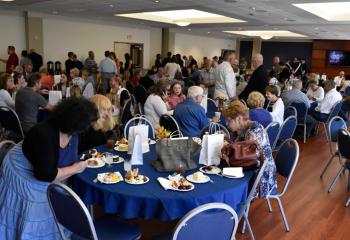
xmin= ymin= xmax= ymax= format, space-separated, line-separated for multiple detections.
xmin=124 ymin=116 xmax=155 ymax=139
xmin=320 ymin=116 xmax=346 ymax=179
xmin=266 ymin=139 xmax=300 ymax=232
xmin=315 ymin=101 xmax=343 ymax=141
xmin=291 ymin=102 xmax=309 ymax=143
xmin=342 ymin=86 xmax=350 ymax=97
xmin=328 ymin=129 xmax=350 ymax=193
xmin=273 ymin=116 xmax=297 ymax=152
xmin=0 ymin=106 xmax=24 ymax=142
xmin=264 ymin=100 xmax=271 ymax=110
xmin=200 ymin=122 xmax=230 ymax=139
xmin=206 ymin=98 xmax=217 ymax=118
xmin=240 ymin=159 xmax=269 ymax=240
xmin=265 ymin=122 xmax=280 ymax=150
xmin=168 ymin=203 xmax=238 ymax=240
xmin=159 ymin=114 xmax=181 ymax=134
xmin=240 ymin=99 xmax=247 ymax=106
xmin=47 ymin=182 xmax=141 ymax=240
xmin=284 ymin=106 xmax=297 ymax=120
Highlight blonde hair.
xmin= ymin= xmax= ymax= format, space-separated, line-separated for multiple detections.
xmin=90 ymin=94 xmax=115 ymax=132
xmin=223 ymin=100 xmax=249 ymax=120
xmin=70 ymin=85 xmax=82 ymax=97
xmin=247 ymin=91 xmax=265 ymax=108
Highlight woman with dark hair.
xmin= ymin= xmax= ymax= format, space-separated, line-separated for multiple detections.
xmin=0 ymin=97 xmax=98 ymax=239
xmin=0 ymin=73 xmax=15 ymax=109
xmin=165 ymin=56 xmax=181 ymax=80
xmin=167 ymin=81 xmax=186 ymax=109
xmin=144 ymin=80 xmax=171 ymax=127
xmin=265 ymin=85 xmax=284 ymax=125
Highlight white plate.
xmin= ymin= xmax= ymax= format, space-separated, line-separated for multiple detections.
xmin=222 ymin=173 xmax=245 ymax=179
xmin=115 ymin=140 xmax=128 ymax=146
xmin=114 ymin=146 xmax=128 ymax=152
xmin=199 ymin=166 xmax=221 ymax=175
xmin=186 ymin=174 xmax=210 ymax=184
xmin=148 ymin=139 xmax=156 ymax=145
xmin=172 ymin=182 xmax=195 ymax=192
xmin=86 ymin=158 xmax=105 ymax=168
xmin=125 ymin=176 xmax=150 ymax=185
xmin=109 ymin=156 xmax=124 ymax=164
xmin=97 ymin=172 xmax=123 ymax=184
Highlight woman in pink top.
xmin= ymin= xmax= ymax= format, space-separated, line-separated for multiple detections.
xmin=167 ymin=81 xmax=186 ymax=109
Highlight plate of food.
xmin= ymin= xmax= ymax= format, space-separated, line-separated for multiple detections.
xmin=115 ymin=138 xmax=128 ymax=146
xmin=199 ymin=165 xmax=221 ymax=175
xmin=186 ymin=171 xmax=210 ymax=183
xmin=110 ymin=155 xmax=124 ymax=164
xmin=125 ymin=168 xmax=149 ymax=184
xmin=97 ymin=172 xmax=123 ymax=184
xmin=171 ymin=177 xmax=194 ymax=191
xmin=192 ymin=137 xmax=202 ymax=145
xmin=88 ymin=149 xmax=105 ymax=158
xmin=86 ymin=158 xmax=105 ymax=168
xmin=114 ymin=144 xmax=128 ymax=152
xmin=148 ymin=139 xmax=156 ymax=145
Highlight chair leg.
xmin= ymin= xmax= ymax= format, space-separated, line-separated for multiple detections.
xmin=276 ymin=196 xmax=290 ymax=232
xmin=328 ymin=166 xmax=345 ymax=193
xmin=320 ymin=154 xmax=336 ymax=178
xmin=303 ymin=125 xmax=306 ymax=143
xmin=323 ymin=123 xmax=329 ymax=141
xmin=346 ymin=196 xmax=350 ymax=207
xmin=315 ymin=122 xmax=320 ymax=135
xmin=266 ymin=197 xmax=273 ymax=212
xmin=243 ymin=212 xmax=255 ymax=240
xmin=240 ymin=202 xmax=251 ymax=234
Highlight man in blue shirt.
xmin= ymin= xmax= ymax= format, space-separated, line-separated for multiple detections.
xmin=174 ymin=86 xmax=218 ymax=137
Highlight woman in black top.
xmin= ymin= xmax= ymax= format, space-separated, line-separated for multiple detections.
xmin=0 ymin=97 xmax=98 ymax=239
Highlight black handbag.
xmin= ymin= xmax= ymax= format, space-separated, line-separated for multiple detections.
xmin=152 ymin=137 xmax=201 ymax=172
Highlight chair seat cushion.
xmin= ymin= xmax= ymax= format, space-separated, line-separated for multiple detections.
xmin=94 ymin=218 xmax=141 ymax=240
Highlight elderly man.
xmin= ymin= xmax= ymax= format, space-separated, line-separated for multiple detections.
xmin=334 ymin=71 xmax=345 ymax=88
xmin=239 ymin=53 xmax=269 ymax=100
xmin=199 ymin=58 xmax=215 ymax=98
xmin=214 ymin=51 xmax=236 ymax=100
xmin=174 ymin=86 xmax=218 ymax=137
xmin=272 ymin=56 xmax=281 ymax=76
xmin=281 ymin=79 xmax=310 ymax=108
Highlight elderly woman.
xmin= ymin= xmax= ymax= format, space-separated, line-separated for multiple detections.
xmin=0 ymin=97 xmax=98 ymax=239
xmin=70 ymin=67 xmax=85 ymax=90
xmin=0 ymin=73 xmax=15 ymax=109
xmin=265 ymin=85 xmax=284 ymax=125
xmin=247 ymin=91 xmax=272 ymax=128
xmin=144 ymin=80 xmax=171 ymax=127
xmin=78 ymin=94 xmax=117 ymax=153
xmin=221 ymin=100 xmax=276 ymax=198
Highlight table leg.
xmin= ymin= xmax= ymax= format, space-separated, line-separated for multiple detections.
xmin=88 ymin=205 xmax=94 ymax=220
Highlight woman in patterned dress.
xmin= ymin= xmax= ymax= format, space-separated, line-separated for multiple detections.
xmin=222 ymin=100 xmax=276 ymax=198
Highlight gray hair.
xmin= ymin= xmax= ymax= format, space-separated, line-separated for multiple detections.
xmin=187 ymin=86 xmax=204 ymax=100
xmin=292 ymin=79 xmax=303 ymax=90
xmin=324 ymin=80 xmax=336 ymax=89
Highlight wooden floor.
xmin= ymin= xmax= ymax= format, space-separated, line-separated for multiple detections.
xmin=126 ymin=128 xmax=350 ymax=240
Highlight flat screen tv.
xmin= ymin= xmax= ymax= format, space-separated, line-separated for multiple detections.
xmin=327 ymin=50 xmax=350 ymax=66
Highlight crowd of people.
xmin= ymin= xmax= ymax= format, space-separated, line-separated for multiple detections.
xmin=0 ymin=44 xmax=349 ymax=238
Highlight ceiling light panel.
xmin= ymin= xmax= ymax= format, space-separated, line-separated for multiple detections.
xmin=293 ymin=2 xmax=350 ymax=21
xmin=223 ymin=30 xmax=306 ymax=38
xmin=116 ymin=9 xmax=245 ymax=25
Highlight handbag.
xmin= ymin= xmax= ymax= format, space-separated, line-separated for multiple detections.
xmin=221 ymin=140 xmax=264 ymax=170
xmin=152 ymin=137 xmax=201 ymax=172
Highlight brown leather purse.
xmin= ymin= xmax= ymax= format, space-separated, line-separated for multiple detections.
xmin=221 ymin=140 xmax=264 ymax=169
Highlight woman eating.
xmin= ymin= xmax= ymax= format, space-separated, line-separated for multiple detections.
xmin=0 ymin=97 xmax=98 ymax=239
xmin=265 ymin=85 xmax=284 ymax=125
xmin=0 ymin=73 xmax=15 ymax=109
xmin=167 ymin=81 xmax=186 ymax=109
xmin=221 ymin=100 xmax=276 ymax=198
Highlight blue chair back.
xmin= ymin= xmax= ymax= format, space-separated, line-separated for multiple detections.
xmin=200 ymin=122 xmax=230 ymax=139
xmin=343 ymin=86 xmax=350 ymax=97
xmin=265 ymin=122 xmax=280 ymax=149
xmin=0 ymin=106 xmax=24 ymax=139
xmin=264 ymin=100 xmax=271 ymax=110
xmin=274 ymin=139 xmax=299 ymax=194
xmin=328 ymin=116 xmax=346 ymax=142
xmin=291 ymin=102 xmax=308 ymax=124
xmin=338 ymin=129 xmax=350 ymax=160
xmin=206 ymin=98 xmax=217 ymax=118
xmin=124 ymin=116 xmax=155 ymax=139
xmin=160 ymin=114 xmax=181 ymax=134
xmin=47 ymin=183 xmax=97 ymax=240
xmin=277 ymin=116 xmax=297 ymax=142
xmin=326 ymin=101 xmax=343 ymax=123
xmin=172 ymin=203 xmax=238 ymax=240
xmin=284 ymin=106 xmax=297 ymax=120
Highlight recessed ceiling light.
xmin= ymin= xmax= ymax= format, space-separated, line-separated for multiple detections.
xmin=223 ymin=30 xmax=307 ymax=39
xmin=207 ymin=31 xmax=211 ymax=34
xmin=154 ymin=0 xmax=160 ymax=2
xmin=187 ymin=28 xmax=192 ymax=31
xmin=109 ymin=4 xmax=114 ymax=7
xmin=293 ymin=2 xmax=350 ymax=21
xmin=116 ymin=9 xmax=245 ymax=26
xmin=1 ymin=0 xmax=15 ymax=2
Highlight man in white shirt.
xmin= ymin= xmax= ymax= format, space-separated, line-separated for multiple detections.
xmin=99 ymin=50 xmax=116 ymax=93
xmin=334 ymin=71 xmax=345 ymax=88
xmin=214 ymin=51 xmax=236 ymax=100
xmin=307 ymin=80 xmax=342 ymax=135
xmin=165 ymin=56 xmax=181 ymax=80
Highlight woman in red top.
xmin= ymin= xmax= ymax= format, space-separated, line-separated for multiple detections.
xmin=39 ymin=67 xmax=54 ymax=90
xmin=167 ymin=81 xmax=186 ymax=109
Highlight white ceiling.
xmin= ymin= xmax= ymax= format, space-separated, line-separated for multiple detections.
xmin=1 ymin=0 xmax=350 ymax=40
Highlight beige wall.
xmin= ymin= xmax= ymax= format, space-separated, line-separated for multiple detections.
xmin=26 ymin=15 xmax=43 ymax=55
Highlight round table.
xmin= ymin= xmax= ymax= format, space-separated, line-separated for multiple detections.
xmin=73 ymin=144 xmax=254 ymax=221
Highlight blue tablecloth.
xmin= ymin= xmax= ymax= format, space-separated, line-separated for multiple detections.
xmin=73 ymin=144 xmax=253 ymax=221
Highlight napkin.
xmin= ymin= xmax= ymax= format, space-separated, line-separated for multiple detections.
xmin=157 ymin=177 xmax=172 ymax=190
xmin=223 ymin=167 xmax=243 ymax=177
